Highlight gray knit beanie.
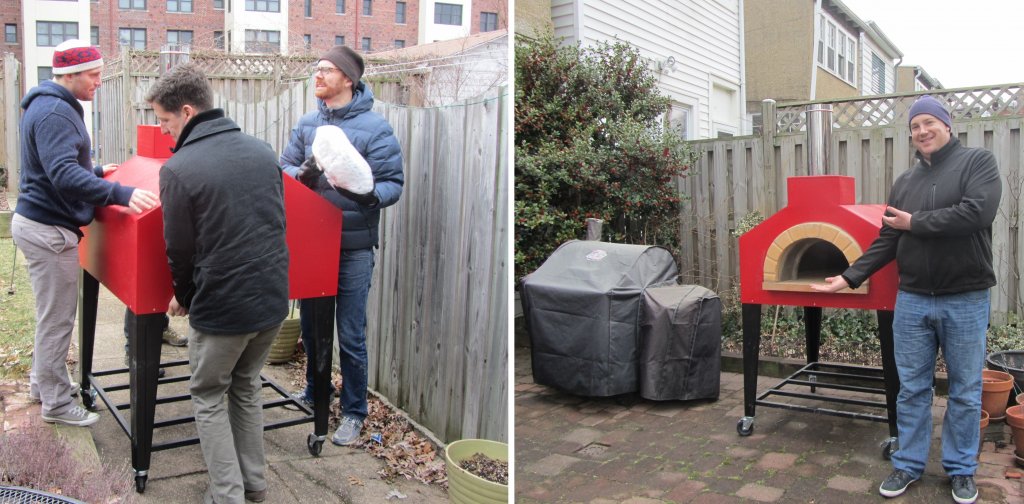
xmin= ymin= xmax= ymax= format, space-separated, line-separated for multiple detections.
xmin=320 ymin=45 xmax=364 ymax=84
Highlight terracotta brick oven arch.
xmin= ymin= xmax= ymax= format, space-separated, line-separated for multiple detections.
xmin=761 ymin=222 xmax=867 ymax=294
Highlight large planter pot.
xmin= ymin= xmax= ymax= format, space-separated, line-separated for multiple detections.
xmin=267 ymin=317 xmax=301 ymax=364
xmin=982 ymin=369 xmax=1014 ymax=421
xmin=445 ymin=439 xmax=508 ymax=504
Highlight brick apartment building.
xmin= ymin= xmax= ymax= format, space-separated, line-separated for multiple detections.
xmin=1 ymin=0 xmax=506 ymax=91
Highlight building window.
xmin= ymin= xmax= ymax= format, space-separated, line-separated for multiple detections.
xmin=245 ymin=0 xmax=280 ymax=13
xmin=303 ymin=34 xmax=311 ymax=49
xmin=214 ymin=0 xmax=224 ymax=9
xmin=245 ymin=29 xmax=280 ymax=53
xmin=4 ymin=24 xmax=16 ymax=44
xmin=871 ymin=53 xmax=886 ymax=95
xmin=336 ymin=0 xmax=345 ymax=14
xmin=361 ymin=36 xmax=370 ymax=51
xmin=214 ymin=30 xmax=224 ymax=49
xmin=118 ymin=28 xmax=147 ymax=49
xmin=167 ymin=30 xmax=193 ymax=46
xmin=480 ymin=12 xmax=497 ymax=32
xmin=335 ymin=35 xmax=345 ymax=46
xmin=817 ymin=15 xmax=856 ymax=86
xmin=362 ymin=0 xmax=372 ymax=15
xmin=667 ymin=103 xmax=692 ymax=140
xmin=90 ymin=26 xmax=99 ymax=46
xmin=167 ymin=0 xmax=192 ymax=12
xmin=395 ymin=1 xmax=406 ymax=23
xmin=394 ymin=39 xmax=404 ymax=48
xmin=119 ymin=0 xmax=145 ymax=10
xmin=434 ymin=3 xmax=462 ymax=25
xmin=38 ymin=67 xmax=53 ymax=82
xmin=37 ymin=22 xmax=79 ymax=47
xmin=304 ymin=0 xmax=312 ymax=17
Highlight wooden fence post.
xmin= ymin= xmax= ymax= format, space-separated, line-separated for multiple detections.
xmin=761 ymin=98 xmax=777 ymax=211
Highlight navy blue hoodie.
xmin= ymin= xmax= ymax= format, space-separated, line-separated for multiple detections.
xmin=15 ymin=80 xmax=134 ymax=236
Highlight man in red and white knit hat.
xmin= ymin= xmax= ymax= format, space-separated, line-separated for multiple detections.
xmin=13 ymin=39 xmax=157 ymax=427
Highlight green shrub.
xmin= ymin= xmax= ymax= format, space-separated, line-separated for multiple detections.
xmin=514 ymin=35 xmax=700 ymax=280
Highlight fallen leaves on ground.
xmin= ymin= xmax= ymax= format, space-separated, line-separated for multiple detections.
xmin=347 ymin=475 xmax=364 ymax=486
xmin=282 ymin=353 xmax=448 ymax=489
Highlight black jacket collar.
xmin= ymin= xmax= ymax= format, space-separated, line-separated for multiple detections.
xmin=172 ymin=108 xmax=229 ymax=153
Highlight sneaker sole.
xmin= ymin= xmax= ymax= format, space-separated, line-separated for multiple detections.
xmin=879 ymin=478 xmax=917 ymax=498
xmin=952 ymin=490 xmax=978 ymax=504
xmin=162 ymin=339 xmax=188 ymax=347
xmin=331 ymin=436 xmax=359 ymax=446
xmin=41 ymin=413 xmax=99 ymax=427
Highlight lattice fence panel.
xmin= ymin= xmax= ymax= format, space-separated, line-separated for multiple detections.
xmin=776 ymin=84 xmax=1024 ymax=133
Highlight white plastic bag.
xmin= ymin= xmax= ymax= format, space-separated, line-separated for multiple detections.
xmin=312 ymin=125 xmax=374 ymax=195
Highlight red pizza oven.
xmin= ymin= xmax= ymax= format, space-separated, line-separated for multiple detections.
xmin=738 ymin=175 xmax=898 ymax=310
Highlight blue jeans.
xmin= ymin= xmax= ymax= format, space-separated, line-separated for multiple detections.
xmin=299 ymin=247 xmax=375 ymax=421
xmin=891 ymin=289 xmax=988 ymax=478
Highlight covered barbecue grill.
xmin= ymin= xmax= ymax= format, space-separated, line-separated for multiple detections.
xmin=520 ymin=240 xmax=678 ymax=396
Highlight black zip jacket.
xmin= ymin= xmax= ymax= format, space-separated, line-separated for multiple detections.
xmin=159 ymin=109 xmax=289 ymax=335
xmin=842 ymin=137 xmax=1002 ymax=295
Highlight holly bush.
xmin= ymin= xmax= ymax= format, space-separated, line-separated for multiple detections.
xmin=514 ymin=35 xmax=699 ymax=281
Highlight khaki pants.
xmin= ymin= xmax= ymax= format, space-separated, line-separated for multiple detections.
xmin=189 ymin=324 xmax=280 ymax=504
xmin=11 ymin=213 xmax=80 ymax=417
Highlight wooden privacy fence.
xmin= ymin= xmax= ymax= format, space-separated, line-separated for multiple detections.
xmin=681 ymin=84 xmax=1024 ymax=324
xmin=1 ymin=52 xmax=20 ymax=193
xmin=94 ymin=50 xmax=509 ymax=443
xmin=371 ymin=90 xmax=509 ymax=442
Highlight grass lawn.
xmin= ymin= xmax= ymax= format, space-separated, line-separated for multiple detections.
xmin=0 ymin=237 xmax=35 ymax=380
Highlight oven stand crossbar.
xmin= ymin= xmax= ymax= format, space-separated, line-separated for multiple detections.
xmin=738 ymin=304 xmax=900 ymax=460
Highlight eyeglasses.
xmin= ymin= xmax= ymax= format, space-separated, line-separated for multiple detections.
xmin=313 ymin=66 xmax=341 ymax=76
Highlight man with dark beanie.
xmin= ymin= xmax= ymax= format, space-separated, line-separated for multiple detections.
xmin=13 ymin=39 xmax=157 ymax=427
xmin=279 ymin=45 xmax=404 ymax=446
xmin=813 ymin=95 xmax=1002 ymax=504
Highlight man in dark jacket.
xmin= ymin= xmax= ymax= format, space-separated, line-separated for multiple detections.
xmin=13 ymin=39 xmax=157 ymax=427
xmin=812 ymin=95 xmax=1001 ymax=504
xmin=147 ymin=63 xmax=288 ymax=504
xmin=279 ymin=45 xmax=404 ymax=446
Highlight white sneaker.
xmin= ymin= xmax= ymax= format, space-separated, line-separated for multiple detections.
xmin=42 ymin=405 xmax=99 ymax=427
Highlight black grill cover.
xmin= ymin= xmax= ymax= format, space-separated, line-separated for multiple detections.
xmin=520 ymin=240 xmax=678 ymax=396
xmin=639 ymin=283 xmax=721 ymax=401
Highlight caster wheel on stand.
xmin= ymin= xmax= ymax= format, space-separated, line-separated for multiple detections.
xmin=736 ymin=417 xmax=754 ymax=436
xmin=307 ymin=433 xmax=324 ymax=456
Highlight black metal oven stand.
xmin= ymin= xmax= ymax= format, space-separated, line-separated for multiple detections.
xmin=77 ymin=271 xmax=335 ymax=493
xmin=737 ymin=304 xmax=900 ymax=459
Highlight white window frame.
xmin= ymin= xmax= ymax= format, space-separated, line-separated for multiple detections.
xmin=817 ymin=14 xmax=856 ymax=87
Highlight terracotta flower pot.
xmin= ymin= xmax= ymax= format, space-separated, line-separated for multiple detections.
xmin=981 ymin=409 xmax=990 ymax=430
xmin=982 ymin=369 xmax=1015 ymax=421
xmin=1007 ymin=405 xmax=1024 ymax=457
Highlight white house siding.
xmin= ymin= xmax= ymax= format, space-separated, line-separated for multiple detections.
xmin=419 ymin=0 xmax=472 ymax=44
xmin=551 ymin=0 xmax=746 ymax=139
xmin=226 ymin=1 xmax=290 ymax=54
xmin=859 ymin=35 xmax=895 ymax=96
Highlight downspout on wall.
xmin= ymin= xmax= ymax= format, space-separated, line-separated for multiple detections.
xmin=809 ymin=0 xmax=820 ymax=100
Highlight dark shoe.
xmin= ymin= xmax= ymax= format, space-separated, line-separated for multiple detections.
xmin=244 ymin=488 xmax=267 ymax=502
xmin=282 ymin=391 xmax=313 ymax=411
xmin=331 ymin=416 xmax=364 ymax=446
xmin=879 ymin=469 xmax=918 ymax=498
xmin=162 ymin=326 xmax=188 ymax=346
xmin=951 ymin=475 xmax=977 ymax=504
xmin=42 ymin=405 xmax=99 ymax=427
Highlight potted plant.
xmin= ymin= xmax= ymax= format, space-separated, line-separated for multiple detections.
xmin=444 ymin=438 xmax=508 ymax=504
xmin=267 ymin=301 xmax=301 ymax=364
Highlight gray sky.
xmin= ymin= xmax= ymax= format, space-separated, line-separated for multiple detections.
xmin=839 ymin=0 xmax=1024 ymax=88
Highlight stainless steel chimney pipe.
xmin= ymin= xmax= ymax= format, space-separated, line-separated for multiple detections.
xmin=805 ymin=104 xmax=833 ymax=176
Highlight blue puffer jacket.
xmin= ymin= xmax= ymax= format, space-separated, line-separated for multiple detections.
xmin=280 ymin=82 xmax=404 ymax=250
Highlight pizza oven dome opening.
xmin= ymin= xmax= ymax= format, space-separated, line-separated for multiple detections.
xmin=778 ymin=239 xmax=849 ymax=282
xmin=761 ymin=222 xmax=867 ymax=294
